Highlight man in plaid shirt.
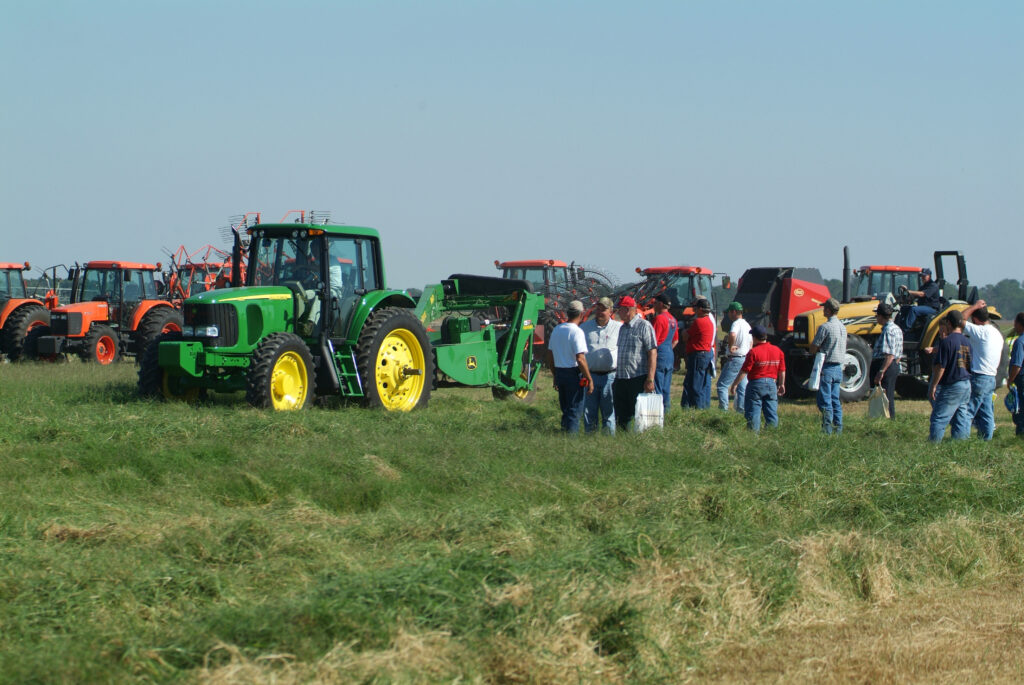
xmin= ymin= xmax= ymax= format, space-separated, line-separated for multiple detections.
xmin=870 ymin=302 xmax=903 ymax=419
xmin=613 ymin=296 xmax=657 ymax=431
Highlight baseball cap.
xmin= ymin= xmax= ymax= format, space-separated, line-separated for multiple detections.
xmin=874 ymin=302 xmax=893 ymax=316
xmin=595 ymin=296 xmax=614 ymax=310
xmin=692 ymin=297 xmax=711 ymax=310
xmin=654 ymin=293 xmax=672 ymax=306
xmin=824 ymin=297 xmax=840 ymax=312
xmin=566 ymin=299 xmax=584 ymax=314
xmin=751 ymin=325 xmax=768 ymax=339
xmin=921 ymin=268 xmax=932 ymax=276
xmin=726 ymin=301 xmax=743 ymax=312
xmin=616 ymin=295 xmax=637 ymax=308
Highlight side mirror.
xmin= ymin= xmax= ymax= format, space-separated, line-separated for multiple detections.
xmin=721 ymin=276 xmax=731 ymax=290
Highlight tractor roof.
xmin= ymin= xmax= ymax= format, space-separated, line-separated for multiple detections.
xmin=85 ymin=261 xmax=159 ymax=270
xmin=249 ymin=223 xmax=380 ymax=239
xmin=639 ymin=266 xmax=712 ymax=276
xmin=496 ymin=259 xmax=569 ymax=268
xmin=859 ymin=265 xmax=921 ymax=273
xmin=0 ymin=262 xmax=28 ymax=270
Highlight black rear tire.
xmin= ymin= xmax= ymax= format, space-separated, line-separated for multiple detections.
xmin=2 ymin=304 xmax=50 ymax=361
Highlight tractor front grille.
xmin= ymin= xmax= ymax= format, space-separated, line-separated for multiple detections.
xmin=184 ymin=303 xmax=239 ymax=348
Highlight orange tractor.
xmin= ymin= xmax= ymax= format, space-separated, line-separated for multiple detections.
xmin=0 ymin=261 xmax=59 ymax=361
xmin=32 ymin=260 xmax=183 ymax=364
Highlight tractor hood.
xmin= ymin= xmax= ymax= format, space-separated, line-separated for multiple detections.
xmin=184 ymin=285 xmax=293 ymax=306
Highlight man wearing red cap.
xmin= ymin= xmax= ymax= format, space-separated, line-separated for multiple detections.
xmin=613 ymin=295 xmax=657 ymax=431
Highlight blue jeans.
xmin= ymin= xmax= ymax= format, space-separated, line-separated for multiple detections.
xmin=554 ymin=367 xmax=585 ymax=433
xmin=744 ymin=377 xmax=778 ymax=433
xmin=584 ymin=373 xmax=615 ymax=435
xmin=682 ymin=350 xmax=714 ymax=409
xmin=816 ymin=362 xmax=843 ymax=434
xmin=654 ymin=366 xmax=673 ymax=413
xmin=717 ymin=356 xmax=747 ymax=411
xmin=1015 ymin=381 xmax=1024 ymax=437
xmin=929 ymin=379 xmax=971 ymax=442
xmin=905 ymin=305 xmax=936 ymax=330
xmin=968 ymin=373 xmax=996 ymax=440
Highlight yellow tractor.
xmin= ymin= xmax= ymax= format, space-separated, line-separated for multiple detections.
xmin=788 ymin=249 xmax=1002 ymax=401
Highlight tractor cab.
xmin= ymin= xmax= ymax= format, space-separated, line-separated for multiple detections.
xmin=0 ymin=263 xmax=30 ymax=303
xmin=625 ymin=266 xmax=724 ymax=322
xmin=851 ymin=266 xmax=923 ymax=304
xmin=495 ymin=259 xmax=577 ymax=292
xmin=245 ymin=225 xmax=381 ymax=340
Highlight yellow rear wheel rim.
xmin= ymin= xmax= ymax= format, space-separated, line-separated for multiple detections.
xmin=375 ymin=328 xmax=426 ymax=411
xmin=270 ymin=351 xmax=309 ymax=410
xmin=162 ymin=372 xmax=200 ymax=403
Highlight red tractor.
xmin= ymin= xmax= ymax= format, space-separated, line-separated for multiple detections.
xmin=495 ymin=258 xmax=616 ymax=350
xmin=621 ymin=266 xmax=730 ymax=322
xmin=0 ymin=262 xmax=58 ymax=361
xmin=32 ymin=261 xmax=183 ymax=364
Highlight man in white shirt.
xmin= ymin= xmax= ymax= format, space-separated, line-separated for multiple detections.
xmin=716 ymin=302 xmax=752 ymax=411
xmin=545 ymin=300 xmax=594 ymax=433
xmin=962 ymin=299 xmax=1004 ymax=440
xmin=580 ymin=297 xmax=622 ymax=434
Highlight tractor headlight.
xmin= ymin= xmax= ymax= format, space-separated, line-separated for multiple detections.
xmin=183 ymin=325 xmax=219 ymax=338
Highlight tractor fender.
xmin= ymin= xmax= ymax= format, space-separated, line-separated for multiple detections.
xmin=345 ymin=290 xmax=417 ymax=343
xmin=129 ymin=300 xmax=177 ymax=332
xmin=0 ymin=298 xmax=45 ymax=330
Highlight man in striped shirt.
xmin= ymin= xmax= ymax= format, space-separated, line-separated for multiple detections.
xmin=870 ymin=302 xmax=903 ymax=419
xmin=730 ymin=325 xmax=786 ymax=433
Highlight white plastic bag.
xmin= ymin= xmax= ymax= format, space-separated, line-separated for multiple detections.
xmin=633 ymin=393 xmax=664 ymax=433
xmin=868 ymin=386 xmax=890 ymax=419
xmin=805 ymin=352 xmax=825 ymax=392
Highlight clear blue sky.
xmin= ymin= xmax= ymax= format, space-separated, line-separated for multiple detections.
xmin=3 ymin=1 xmax=1020 ymax=290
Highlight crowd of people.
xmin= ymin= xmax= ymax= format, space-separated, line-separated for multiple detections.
xmin=545 ymin=293 xmax=1024 ymax=441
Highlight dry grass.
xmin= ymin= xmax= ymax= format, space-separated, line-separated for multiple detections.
xmin=699 ymin=580 xmax=1024 ymax=683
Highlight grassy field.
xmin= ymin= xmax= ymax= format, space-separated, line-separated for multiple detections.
xmin=2 ymin=361 xmax=1024 ymax=683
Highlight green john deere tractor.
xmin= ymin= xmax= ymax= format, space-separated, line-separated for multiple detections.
xmin=138 ymin=222 xmax=544 ymax=410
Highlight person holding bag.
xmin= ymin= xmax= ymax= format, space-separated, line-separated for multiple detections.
xmin=612 ymin=296 xmax=657 ymax=432
xmin=870 ymin=303 xmax=902 ymax=419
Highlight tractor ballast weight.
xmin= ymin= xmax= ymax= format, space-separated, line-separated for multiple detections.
xmin=787 ymin=248 xmax=1002 ymax=402
xmin=141 ymin=225 xmax=544 ymax=410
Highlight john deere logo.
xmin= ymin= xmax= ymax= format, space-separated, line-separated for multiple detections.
xmin=466 ymin=356 xmax=477 ymax=370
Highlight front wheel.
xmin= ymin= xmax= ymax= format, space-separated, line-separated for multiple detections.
xmin=357 ymin=307 xmax=433 ymax=411
xmin=136 ymin=307 xmax=184 ymax=358
xmin=246 ymin=333 xmax=316 ymax=410
xmin=82 ymin=325 xmax=120 ymax=364
xmin=839 ymin=336 xmax=872 ymax=402
xmin=138 ymin=332 xmax=201 ymax=402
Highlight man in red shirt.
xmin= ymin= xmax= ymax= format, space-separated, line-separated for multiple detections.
xmin=680 ymin=297 xmax=716 ymax=409
xmin=652 ymin=293 xmax=679 ymax=413
xmin=730 ymin=325 xmax=786 ymax=432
